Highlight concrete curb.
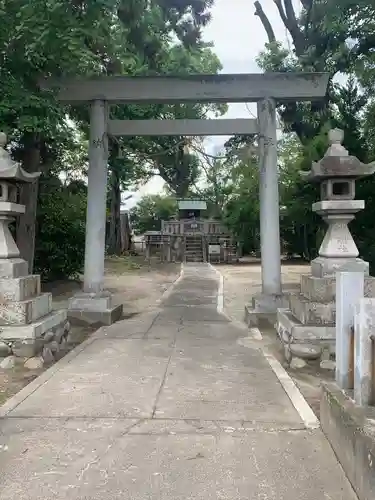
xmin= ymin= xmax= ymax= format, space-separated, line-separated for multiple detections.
xmin=157 ymin=263 xmax=184 ymax=305
xmin=264 ymin=351 xmax=320 ymax=430
xmin=207 ymin=263 xmax=224 ymax=314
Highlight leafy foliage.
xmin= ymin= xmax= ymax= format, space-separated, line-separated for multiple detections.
xmin=34 ymin=177 xmax=87 ymax=281
xmin=130 ymin=195 xmax=178 ymax=234
xmin=0 ymin=0 xmax=223 ymax=277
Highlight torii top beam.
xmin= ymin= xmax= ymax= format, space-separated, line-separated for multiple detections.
xmin=40 ymin=73 xmax=329 ymax=104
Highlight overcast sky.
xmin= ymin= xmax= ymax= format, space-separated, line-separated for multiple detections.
xmin=122 ymin=0 xmax=301 ymax=209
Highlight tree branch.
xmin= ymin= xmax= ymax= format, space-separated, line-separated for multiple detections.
xmin=274 ymin=0 xmax=305 ymax=55
xmin=273 ymin=0 xmax=289 ymax=29
xmin=254 ymin=1 xmax=276 ymax=43
xmin=300 ymin=0 xmax=313 ymax=9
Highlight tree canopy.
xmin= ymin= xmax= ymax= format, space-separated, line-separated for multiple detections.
xmin=4 ymin=0 xmax=375 ymax=277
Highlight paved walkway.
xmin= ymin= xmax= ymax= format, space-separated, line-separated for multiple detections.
xmin=0 ymin=264 xmax=356 ymax=499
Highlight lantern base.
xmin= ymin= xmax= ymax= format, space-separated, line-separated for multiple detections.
xmin=0 ymin=257 xmax=71 ymax=366
xmin=311 ymin=256 xmax=369 ymax=278
xmin=0 ymin=258 xmax=28 ymax=278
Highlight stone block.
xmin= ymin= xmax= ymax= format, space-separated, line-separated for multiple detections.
xmin=0 ymin=340 xmax=11 ymax=356
xmin=12 ymin=339 xmax=43 ymax=358
xmin=0 ymin=355 xmax=16 ymax=369
xmin=245 ymin=292 xmax=291 ymax=327
xmin=0 ymin=275 xmax=40 ymax=302
xmin=68 ymin=291 xmax=113 ymax=312
xmin=289 ymin=293 xmax=335 ymax=325
xmin=354 ymin=299 xmax=375 ymax=406
xmin=0 ymin=292 xmax=52 ymax=325
xmin=336 ymin=271 xmax=364 ymax=390
xmin=24 ymin=356 xmax=44 ymax=370
xmin=42 ymin=345 xmax=54 ymax=364
xmin=23 ymin=356 xmax=44 ymax=370
xmin=276 ymin=308 xmax=335 ymax=344
xmin=365 ymin=278 xmax=375 ymax=298
xmin=289 ymin=344 xmax=322 ymax=360
xmin=0 ymin=309 xmax=67 ymax=341
xmin=320 ymin=360 xmax=336 ymax=370
xmin=290 ymin=357 xmax=306 ymax=369
xmin=251 ymin=292 xmax=289 ymax=312
xmin=244 ymin=305 xmax=274 ymax=328
xmin=320 ymin=383 xmax=375 ymax=500
xmin=0 ymin=258 xmax=28 ymax=278
xmin=312 ymin=199 xmax=365 ymax=212
xmin=68 ymin=303 xmax=123 ymax=326
xmin=311 ymin=256 xmax=369 ymax=278
xmin=301 ymin=274 xmax=375 ymax=303
xmin=300 ymin=275 xmax=335 ymax=302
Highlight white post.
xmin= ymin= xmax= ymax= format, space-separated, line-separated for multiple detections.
xmin=83 ymin=100 xmax=108 ymax=294
xmin=257 ymin=98 xmax=282 ymax=296
xmin=354 ymin=298 xmax=374 ymax=406
xmin=336 ymin=271 xmax=364 ymax=389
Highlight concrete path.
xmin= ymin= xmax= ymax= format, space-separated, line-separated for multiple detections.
xmin=0 ymin=264 xmax=356 ymax=499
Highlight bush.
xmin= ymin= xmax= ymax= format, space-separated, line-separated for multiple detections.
xmin=34 ymin=180 xmax=87 ymax=281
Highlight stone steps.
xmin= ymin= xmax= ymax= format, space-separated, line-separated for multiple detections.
xmin=185 ymin=236 xmax=204 ymax=262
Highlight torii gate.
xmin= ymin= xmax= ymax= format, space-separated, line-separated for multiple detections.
xmin=41 ymin=73 xmax=329 ymax=324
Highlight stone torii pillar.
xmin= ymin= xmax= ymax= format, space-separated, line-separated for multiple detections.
xmin=257 ymin=98 xmax=282 ymax=297
xmin=83 ymin=100 xmax=108 ymax=294
xmin=245 ymin=99 xmax=284 ymax=326
xmin=68 ymin=100 xmax=123 ymax=324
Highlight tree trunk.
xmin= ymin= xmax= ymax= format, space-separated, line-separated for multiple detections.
xmin=16 ymin=134 xmax=41 ymax=273
xmin=120 ymin=212 xmax=133 ymax=253
xmin=107 ymin=168 xmax=122 ymax=255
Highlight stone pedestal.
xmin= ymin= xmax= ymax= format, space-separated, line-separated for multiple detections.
xmin=276 ymin=129 xmax=375 ymax=363
xmin=245 ymin=293 xmax=289 ymax=327
xmin=277 ymin=274 xmax=375 ymax=362
xmin=0 ymin=261 xmax=70 ymax=365
xmin=0 ymin=133 xmax=70 ymax=369
xmin=68 ymin=291 xmax=123 ymax=326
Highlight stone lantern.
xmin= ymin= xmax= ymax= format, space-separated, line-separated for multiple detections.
xmin=0 ymin=132 xmax=40 ymax=262
xmin=301 ymin=128 xmax=375 ymax=276
xmin=0 ymin=133 xmax=70 ymax=369
xmin=276 ymin=128 xmax=375 ymax=365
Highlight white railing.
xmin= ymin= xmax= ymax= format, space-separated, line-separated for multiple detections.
xmin=161 ymin=219 xmax=227 ymax=235
xmin=336 ymin=271 xmax=375 ymax=406
xmin=161 ymin=220 xmax=182 ymax=235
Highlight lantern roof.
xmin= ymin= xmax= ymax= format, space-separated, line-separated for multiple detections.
xmin=0 ymin=133 xmax=41 ymax=183
xmin=301 ymin=129 xmax=375 ymax=182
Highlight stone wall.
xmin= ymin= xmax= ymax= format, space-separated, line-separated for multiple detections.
xmin=320 ymin=383 xmax=375 ymax=500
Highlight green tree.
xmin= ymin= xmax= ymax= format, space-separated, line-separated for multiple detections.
xmin=0 ymin=0 xmax=222 ymax=273
xmin=130 ymin=195 xmax=178 ymax=234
